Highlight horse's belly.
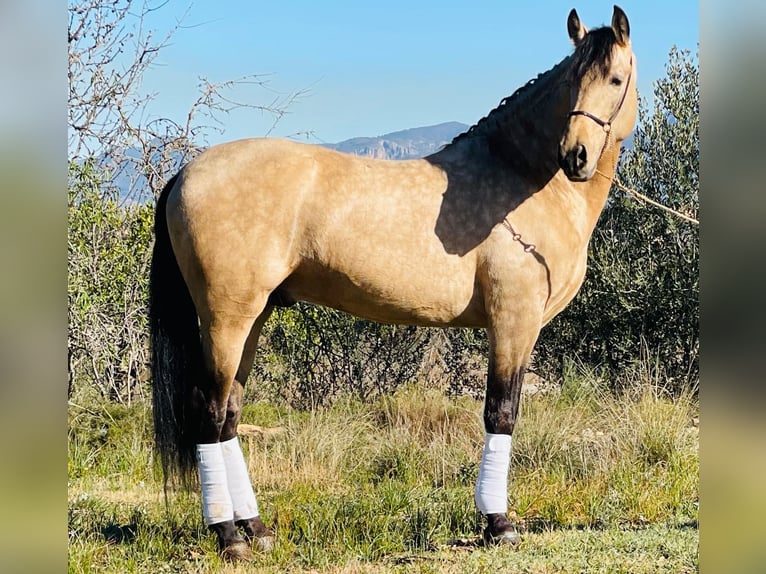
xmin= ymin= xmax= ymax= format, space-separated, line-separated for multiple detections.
xmin=280 ymin=261 xmax=485 ymax=328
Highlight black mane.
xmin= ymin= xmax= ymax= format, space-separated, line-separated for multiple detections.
xmin=447 ymin=66 xmax=561 ymax=146
xmin=570 ymin=26 xmax=618 ymax=80
xmin=448 ymin=26 xmax=618 ymax=147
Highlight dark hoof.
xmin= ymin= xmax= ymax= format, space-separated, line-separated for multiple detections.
xmin=210 ymin=520 xmax=254 ymax=562
xmin=221 ymin=540 xmax=254 ymax=562
xmin=483 ymin=513 xmax=522 ymax=547
xmin=483 ymin=526 xmax=521 ymax=546
xmin=236 ymin=517 xmax=275 ymax=553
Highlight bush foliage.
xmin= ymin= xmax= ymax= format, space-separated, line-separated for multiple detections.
xmin=68 ymin=161 xmax=154 ymax=403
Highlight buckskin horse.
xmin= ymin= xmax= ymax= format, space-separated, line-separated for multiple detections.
xmin=150 ymin=6 xmax=637 ymax=561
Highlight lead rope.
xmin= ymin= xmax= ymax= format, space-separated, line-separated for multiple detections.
xmin=502 ymin=169 xmax=698 ymax=251
xmin=594 ymin=169 xmax=700 ymax=225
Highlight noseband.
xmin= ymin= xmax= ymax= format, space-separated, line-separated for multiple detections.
xmin=568 ymin=56 xmax=633 ymax=136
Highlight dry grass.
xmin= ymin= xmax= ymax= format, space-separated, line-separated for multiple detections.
xmin=68 ymin=371 xmax=698 ymax=572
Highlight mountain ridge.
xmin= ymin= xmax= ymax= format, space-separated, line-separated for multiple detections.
xmin=322 ymin=121 xmax=469 ymax=160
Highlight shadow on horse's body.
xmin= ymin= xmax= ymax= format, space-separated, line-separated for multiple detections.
xmin=150 ymin=6 xmax=638 ymax=561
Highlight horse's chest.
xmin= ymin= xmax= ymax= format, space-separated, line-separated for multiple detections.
xmin=480 ymin=226 xmax=588 ymax=325
xmin=541 ymin=247 xmax=589 ymax=324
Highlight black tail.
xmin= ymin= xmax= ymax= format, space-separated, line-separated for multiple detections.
xmin=150 ymin=174 xmax=200 ymax=488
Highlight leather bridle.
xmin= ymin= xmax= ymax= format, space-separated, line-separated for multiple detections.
xmin=567 ymin=56 xmax=633 ymax=137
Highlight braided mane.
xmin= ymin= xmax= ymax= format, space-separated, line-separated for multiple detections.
xmin=447 ymin=26 xmax=617 ymax=148
xmin=446 ymin=61 xmax=568 ymax=147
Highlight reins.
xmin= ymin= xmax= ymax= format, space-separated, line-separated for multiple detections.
xmin=501 ymin=218 xmax=536 ymax=253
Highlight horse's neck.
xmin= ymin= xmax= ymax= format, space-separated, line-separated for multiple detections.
xmin=491 ymin=61 xmax=622 ymax=232
xmin=431 ymin=58 xmax=619 ymax=233
xmin=489 ymin=70 xmax=571 ymax=174
xmin=435 ymin=61 xmax=572 ymax=179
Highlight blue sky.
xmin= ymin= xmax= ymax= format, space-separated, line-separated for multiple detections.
xmin=139 ymin=1 xmax=698 ymax=145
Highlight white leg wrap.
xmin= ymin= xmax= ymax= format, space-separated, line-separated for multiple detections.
xmin=474 ymin=433 xmax=512 ymax=515
xmin=221 ymin=436 xmax=260 ymax=521
xmin=196 ymin=443 xmax=234 ymax=525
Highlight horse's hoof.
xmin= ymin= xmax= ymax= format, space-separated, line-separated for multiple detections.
xmin=483 ymin=526 xmax=521 ymax=547
xmin=482 ymin=513 xmax=522 ymax=547
xmin=236 ymin=517 xmax=275 ymax=553
xmin=221 ymin=540 xmax=254 ymax=562
xmin=254 ymin=534 xmax=275 ymax=553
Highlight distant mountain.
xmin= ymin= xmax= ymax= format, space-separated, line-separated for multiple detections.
xmin=323 ymin=121 xmax=469 ymax=160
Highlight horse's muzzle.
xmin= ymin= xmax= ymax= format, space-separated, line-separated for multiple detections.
xmin=558 ymin=143 xmax=590 ymax=182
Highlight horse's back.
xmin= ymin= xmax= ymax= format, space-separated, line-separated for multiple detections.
xmin=165 ymin=138 xmax=486 ymax=326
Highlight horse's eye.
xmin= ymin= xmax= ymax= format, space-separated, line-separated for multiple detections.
xmin=610 ymin=76 xmax=623 ymax=86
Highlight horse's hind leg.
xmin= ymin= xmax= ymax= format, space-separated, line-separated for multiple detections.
xmin=194 ymin=309 xmax=264 ymax=562
xmin=220 ymin=306 xmax=276 ymax=552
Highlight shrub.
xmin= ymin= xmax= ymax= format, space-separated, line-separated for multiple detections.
xmin=68 ymin=161 xmax=154 ymax=403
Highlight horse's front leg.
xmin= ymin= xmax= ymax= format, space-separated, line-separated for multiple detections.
xmin=475 ymin=323 xmax=538 ymax=546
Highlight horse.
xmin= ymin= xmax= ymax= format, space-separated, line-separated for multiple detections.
xmin=150 ymin=6 xmax=637 ymax=561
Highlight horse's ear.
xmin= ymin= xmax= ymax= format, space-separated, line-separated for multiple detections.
xmin=567 ymin=9 xmax=587 ymax=45
xmin=611 ymin=5 xmax=630 ymax=46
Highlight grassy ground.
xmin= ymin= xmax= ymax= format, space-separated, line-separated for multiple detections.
xmin=68 ymin=373 xmax=698 ymax=573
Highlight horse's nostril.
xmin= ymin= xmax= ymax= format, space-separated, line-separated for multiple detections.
xmin=557 ymin=143 xmax=590 ymax=178
xmin=576 ymin=145 xmax=587 ymax=169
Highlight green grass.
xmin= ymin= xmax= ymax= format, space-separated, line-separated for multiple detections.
xmin=68 ymin=372 xmax=698 ymax=573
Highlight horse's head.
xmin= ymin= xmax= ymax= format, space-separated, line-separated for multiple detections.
xmin=558 ymin=6 xmax=637 ymax=182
